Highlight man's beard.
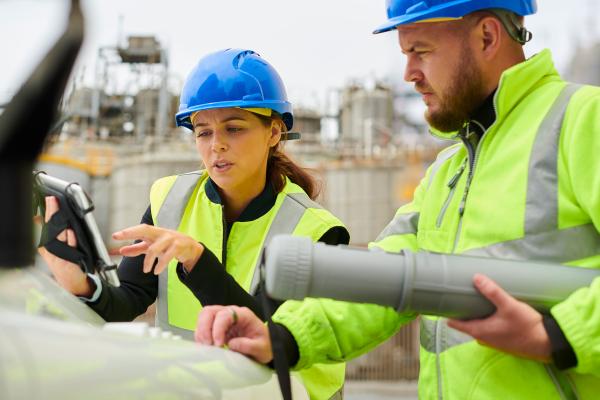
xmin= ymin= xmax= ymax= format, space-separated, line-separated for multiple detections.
xmin=424 ymin=45 xmax=487 ymax=133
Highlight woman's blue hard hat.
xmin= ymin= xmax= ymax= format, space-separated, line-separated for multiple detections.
xmin=176 ymin=49 xmax=293 ymax=131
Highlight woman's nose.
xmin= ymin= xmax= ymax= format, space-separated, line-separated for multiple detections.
xmin=211 ymin=132 xmax=228 ymax=152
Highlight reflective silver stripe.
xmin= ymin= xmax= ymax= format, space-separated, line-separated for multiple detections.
xmin=420 ymin=318 xmax=473 ymax=353
xmin=465 ymin=84 xmax=600 ymax=263
xmin=421 ymin=323 xmax=580 ymax=400
xmin=433 ymin=85 xmax=587 ymax=398
xmin=155 ymin=172 xmax=203 ymax=339
xmin=420 ymin=85 xmax=588 ymax=397
xmin=376 ymin=212 xmax=419 ymax=241
xmin=287 ymin=192 xmax=323 ymax=210
xmin=464 ymin=223 xmax=600 ymax=263
xmin=545 ymin=365 xmax=580 ymax=400
xmin=248 ymin=192 xmax=319 ymax=294
xmin=155 ymin=171 xmax=203 ymax=229
xmin=157 ymin=273 xmax=169 ymax=332
xmin=420 ymin=318 xmax=474 ymax=399
xmin=435 ymin=320 xmax=443 ymax=400
xmin=525 ymin=84 xmax=581 ymax=235
xmin=427 ymin=145 xmax=461 ymax=190
xmin=157 ymin=180 xmax=319 ymax=331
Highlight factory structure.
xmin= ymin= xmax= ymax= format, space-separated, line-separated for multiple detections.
xmin=42 ymin=34 xmax=444 ymax=244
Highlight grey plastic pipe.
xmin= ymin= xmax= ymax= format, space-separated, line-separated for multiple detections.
xmin=265 ymin=235 xmax=600 ymax=319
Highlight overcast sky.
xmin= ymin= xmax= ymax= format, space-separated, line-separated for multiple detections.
xmin=1 ymin=0 xmax=599 ymax=108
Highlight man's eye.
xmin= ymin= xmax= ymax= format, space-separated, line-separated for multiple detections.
xmin=227 ymin=127 xmax=244 ymax=133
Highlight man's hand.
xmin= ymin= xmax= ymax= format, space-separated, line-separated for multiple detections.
xmin=195 ymin=305 xmax=273 ymax=364
xmin=112 ymin=224 xmax=204 ymax=274
xmin=37 ymin=196 xmax=93 ymax=297
xmin=447 ymin=273 xmax=551 ymax=363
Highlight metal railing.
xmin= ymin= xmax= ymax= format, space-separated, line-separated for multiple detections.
xmin=345 ymin=319 xmax=419 ymax=381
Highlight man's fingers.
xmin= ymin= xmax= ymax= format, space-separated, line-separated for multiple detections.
xmin=447 ymin=318 xmax=479 ymax=336
xmin=473 ymin=274 xmax=511 ymax=309
xmin=195 ymin=307 xmax=220 ymax=345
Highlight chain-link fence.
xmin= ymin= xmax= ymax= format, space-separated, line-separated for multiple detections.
xmin=346 ymin=319 xmax=419 ymax=381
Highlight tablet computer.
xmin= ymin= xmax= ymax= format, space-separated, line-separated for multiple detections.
xmin=33 ymin=171 xmax=120 ymax=287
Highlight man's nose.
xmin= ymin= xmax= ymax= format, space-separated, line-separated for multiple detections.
xmin=404 ymin=60 xmax=423 ymax=83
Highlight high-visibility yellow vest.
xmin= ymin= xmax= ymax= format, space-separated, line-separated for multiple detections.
xmin=150 ymin=170 xmax=347 ymax=400
xmin=372 ymin=51 xmax=600 ymax=400
xmin=273 ymin=49 xmax=600 ymax=399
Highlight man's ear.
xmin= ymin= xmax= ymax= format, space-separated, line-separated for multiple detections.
xmin=477 ymin=15 xmax=503 ymax=59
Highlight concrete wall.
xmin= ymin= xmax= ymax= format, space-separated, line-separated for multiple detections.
xmin=319 ymin=163 xmax=413 ymax=245
xmin=108 ymin=152 xmax=200 ymax=247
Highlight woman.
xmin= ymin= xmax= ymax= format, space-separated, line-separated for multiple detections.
xmin=38 ymin=48 xmax=348 ymax=400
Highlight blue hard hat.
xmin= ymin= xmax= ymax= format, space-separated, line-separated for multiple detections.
xmin=373 ymin=0 xmax=537 ymax=34
xmin=176 ymin=49 xmax=293 ymax=131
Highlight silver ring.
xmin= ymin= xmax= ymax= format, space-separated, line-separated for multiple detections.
xmin=230 ymin=308 xmax=238 ymax=325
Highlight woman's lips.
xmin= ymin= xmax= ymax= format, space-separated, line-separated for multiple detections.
xmin=213 ymin=160 xmax=233 ymax=172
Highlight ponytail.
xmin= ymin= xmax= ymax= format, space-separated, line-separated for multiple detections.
xmin=267 ymin=145 xmax=321 ymax=200
xmin=254 ymin=112 xmax=321 ymax=200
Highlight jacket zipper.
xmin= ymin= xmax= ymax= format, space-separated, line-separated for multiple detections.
xmin=451 ymin=98 xmax=499 ymax=253
xmin=221 ymin=205 xmax=229 ymax=266
xmin=436 ymin=161 xmax=467 ymax=228
xmin=435 ymin=319 xmax=444 ymax=400
xmin=451 ymin=128 xmax=479 ymax=253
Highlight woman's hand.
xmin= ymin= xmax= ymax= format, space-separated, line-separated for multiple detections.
xmin=447 ymin=274 xmax=552 ymax=363
xmin=37 ymin=196 xmax=93 ymax=297
xmin=112 ymin=224 xmax=204 ymax=274
xmin=195 ymin=305 xmax=273 ymax=364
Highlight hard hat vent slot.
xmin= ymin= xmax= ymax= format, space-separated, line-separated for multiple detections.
xmin=407 ymin=1 xmax=429 ymax=14
xmin=243 ymin=93 xmax=263 ymax=101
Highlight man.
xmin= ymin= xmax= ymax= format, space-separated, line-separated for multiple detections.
xmin=196 ymin=1 xmax=600 ymax=398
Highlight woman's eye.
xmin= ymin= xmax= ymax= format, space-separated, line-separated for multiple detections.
xmin=227 ymin=127 xmax=244 ymax=134
xmin=195 ymin=130 xmax=211 ymax=138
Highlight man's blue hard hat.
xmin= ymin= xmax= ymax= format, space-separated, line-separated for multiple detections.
xmin=373 ymin=0 xmax=537 ymax=34
xmin=176 ymin=49 xmax=293 ymax=131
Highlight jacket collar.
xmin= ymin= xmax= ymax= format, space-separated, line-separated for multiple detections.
xmin=205 ymin=177 xmax=277 ymax=222
xmin=429 ymin=49 xmax=561 ymax=140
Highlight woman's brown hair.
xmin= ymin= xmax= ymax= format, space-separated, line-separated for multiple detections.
xmin=256 ymin=113 xmax=321 ymax=200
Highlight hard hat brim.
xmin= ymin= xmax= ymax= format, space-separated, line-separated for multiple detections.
xmin=176 ymin=100 xmax=293 ymax=132
xmin=373 ymin=0 xmax=537 ymax=34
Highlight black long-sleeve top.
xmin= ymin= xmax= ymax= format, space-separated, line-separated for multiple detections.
xmin=88 ymin=180 xmax=349 ymax=324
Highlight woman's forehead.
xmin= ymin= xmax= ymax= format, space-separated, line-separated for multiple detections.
xmin=191 ymin=108 xmax=256 ymax=125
